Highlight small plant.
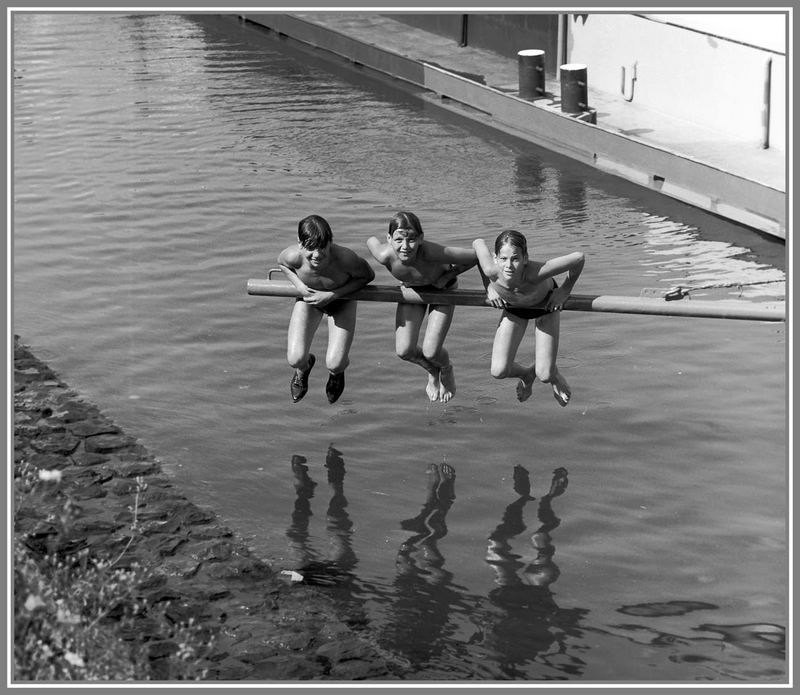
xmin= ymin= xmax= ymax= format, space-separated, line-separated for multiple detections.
xmin=13 ymin=465 xmax=213 ymax=681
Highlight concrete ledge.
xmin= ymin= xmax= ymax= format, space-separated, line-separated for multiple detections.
xmin=241 ymin=13 xmax=785 ymax=240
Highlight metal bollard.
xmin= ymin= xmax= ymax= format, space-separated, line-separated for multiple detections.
xmin=560 ymin=63 xmax=588 ymax=113
xmin=518 ymin=49 xmax=546 ymax=100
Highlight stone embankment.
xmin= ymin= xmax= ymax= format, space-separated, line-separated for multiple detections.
xmin=13 ymin=335 xmax=404 ymax=681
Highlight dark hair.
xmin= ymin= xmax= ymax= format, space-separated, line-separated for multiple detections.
xmin=494 ymin=229 xmax=528 ymax=257
xmin=298 ymin=215 xmax=333 ymax=250
xmin=388 ymin=211 xmax=423 ymax=237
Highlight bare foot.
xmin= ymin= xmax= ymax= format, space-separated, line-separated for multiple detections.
xmin=438 ymin=364 xmax=456 ymax=403
xmin=551 ymin=371 xmax=571 ymax=407
xmin=426 ymin=371 xmax=441 ymax=402
xmin=516 ymin=369 xmax=536 ymax=402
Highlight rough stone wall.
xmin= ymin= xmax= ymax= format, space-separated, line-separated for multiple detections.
xmin=13 ymin=335 xmax=406 ymax=682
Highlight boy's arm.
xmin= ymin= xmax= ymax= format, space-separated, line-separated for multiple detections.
xmin=423 ymin=241 xmax=478 ymax=269
xmin=540 ymin=252 xmax=585 ymax=310
xmin=472 ymin=238 xmax=505 ymax=307
xmin=472 ymin=239 xmax=496 ymax=279
xmin=329 ymin=250 xmax=375 ymax=299
xmin=277 ymin=247 xmax=312 ymax=296
xmin=366 ymin=236 xmax=394 ymax=274
xmin=366 ymin=236 xmax=388 ymax=262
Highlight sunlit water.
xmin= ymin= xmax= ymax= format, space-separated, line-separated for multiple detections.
xmin=12 ymin=13 xmax=788 ymax=682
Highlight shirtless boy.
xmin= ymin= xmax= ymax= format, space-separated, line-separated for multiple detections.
xmin=367 ymin=211 xmax=476 ymax=403
xmin=278 ymin=214 xmax=375 ymax=404
xmin=473 ymin=230 xmax=584 ymax=406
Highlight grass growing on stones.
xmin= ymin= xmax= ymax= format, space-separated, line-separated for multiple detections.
xmin=12 ymin=336 xmax=401 ymax=682
xmin=13 ymin=463 xmax=214 ymax=681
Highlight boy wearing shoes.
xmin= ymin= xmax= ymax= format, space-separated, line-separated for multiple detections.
xmin=278 ymin=214 xmax=375 ymax=403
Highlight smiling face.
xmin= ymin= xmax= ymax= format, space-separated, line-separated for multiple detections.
xmin=388 ymin=227 xmax=421 ymax=264
xmin=494 ymin=241 xmax=527 ymax=282
xmin=300 ymin=240 xmax=331 ymax=270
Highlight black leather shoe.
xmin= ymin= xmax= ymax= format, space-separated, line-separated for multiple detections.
xmin=290 ymin=354 xmax=315 ymax=403
xmin=325 ymin=371 xmax=345 ymax=404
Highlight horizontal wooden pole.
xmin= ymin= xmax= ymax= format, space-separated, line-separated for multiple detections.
xmin=247 ymin=278 xmax=785 ymax=322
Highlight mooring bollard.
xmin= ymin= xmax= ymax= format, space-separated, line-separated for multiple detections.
xmin=518 ymin=49 xmax=546 ymax=100
xmin=560 ymin=63 xmax=589 ymax=114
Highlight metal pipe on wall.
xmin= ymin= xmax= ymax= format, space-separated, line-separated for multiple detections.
xmin=557 ymin=14 xmax=568 ymax=79
xmin=762 ymin=57 xmax=772 ymax=149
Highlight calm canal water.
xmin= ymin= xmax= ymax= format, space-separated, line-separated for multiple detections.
xmin=12 ymin=13 xmax=788 ymax=682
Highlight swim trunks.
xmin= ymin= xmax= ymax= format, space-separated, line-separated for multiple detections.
xmin=295 ymin=297 xmax=350 ymax=316
xmin=503 ymin=279 xmax=558 ymax=320
xmin=403 ymin=277 xmax=457 ymax=313
xmin=406 ymin=277 xmax=458 ymax=293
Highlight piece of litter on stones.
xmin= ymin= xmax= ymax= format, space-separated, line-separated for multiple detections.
xmin=280 ymin=570 xmax=304 ymax=582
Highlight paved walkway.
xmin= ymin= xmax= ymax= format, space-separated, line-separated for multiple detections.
xmin=293 ymin=13 xmax=785 ymax=193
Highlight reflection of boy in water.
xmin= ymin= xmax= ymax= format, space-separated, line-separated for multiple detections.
xmin=397 ymin=462 xmax=456 ymax=579
xmin=478 ymin=465 xmax=587 ymax=678
xmin=381 ymin=463 xmax=469 ymax=667
xmin=286 ymin=445 xmax=357 ymax=577
xmin=486 ymin=465 xmax=567 ymax=588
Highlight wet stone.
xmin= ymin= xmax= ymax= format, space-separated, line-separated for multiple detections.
xmin=189 ymin=525 xmax=234 ymax=541
xmin=212 ymin=657 xmax=253 ymax=680
xmin=106 ymin=459 xmax=160 ymax=478
xmin=26 ymin=452 xmax=71 ymax=471
xmin=30 ymin=433 xmax=81 ymax=456
xmin=69 ymin=451 xmax=110 ymax=467
xmin=61 ymin=402 xmax=100 ymax=424
xmin=70 ymin=484 xmax=108 ymax=500
xmin=67 ymin=419 xmax=121 ymax=438
xmin=147 ymin=640 xmax=180 ymax=660
xmin=85 ymin=433 xmax=140 ymax=454
xmin=204 ymin=555 xmax=272 ymax=582
xmin=159 ymin=557 xmax=203 ymax=579
xmin=13 ymin=336 xmax=404 ymax=682
xmin=247 ymin=655 xmax=326 ymax=681
xmin=154 ymin=535 xmax=189 ymax=558
xmin=71 ymin=517 xmax=126 ymax=535
xmin=164 ymin=600 xmax=215 ymax=626
xmin=109 ymin=479 xmax=140 ymax=496
xmin=62 ymin=467 xmax=113 ymax=487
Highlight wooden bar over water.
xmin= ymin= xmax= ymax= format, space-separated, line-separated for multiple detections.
xmin=247 ymin=279 xmax=786 ymax=322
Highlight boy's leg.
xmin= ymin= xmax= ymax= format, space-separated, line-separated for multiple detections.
xmin=534 ymin=312 xmax=571 ymax=406
xmin=396 ymin=303 xmax=440 ymax=401
xmin=287 ymin=300 xmax=322 ymax=369
xmin=324 ymin=300 xmax=358 ymax=403
xmin=287 ymin=301 xmax=322 ymax=402
xmin=490 ymin=313 xmax=536 ymax=402
xmin=423 ymin=305 xmax=456 ymax=402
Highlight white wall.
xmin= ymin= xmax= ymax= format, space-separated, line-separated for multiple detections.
xmin=566 ymin=13 xmax=786 ymax=150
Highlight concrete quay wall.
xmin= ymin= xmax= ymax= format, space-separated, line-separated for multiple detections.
xmin=236 ymin=13 xmax=786 ymax=241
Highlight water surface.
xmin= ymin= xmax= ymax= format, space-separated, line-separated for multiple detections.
xmin=12 ymin=13 xmax=788 ymax=682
